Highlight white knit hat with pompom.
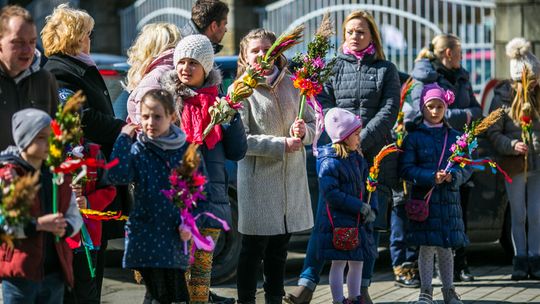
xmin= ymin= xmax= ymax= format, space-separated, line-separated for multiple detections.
xmin=173 ymin=34 xmax=214 ymax=77
xmin=506 ymin=37 xmax=540 ymax=80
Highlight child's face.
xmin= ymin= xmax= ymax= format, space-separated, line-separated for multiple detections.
xmin=140 ymin=98 xmax=174 ymax=139
xmin=422 ymin=99 xmax=446 ymax=124
xmin=24 ymin=126 xmax=51 ymax=161
xmin=246 ymin=38 xmax=273 ymax=70
xmin=343 ymin=127 xmax=362 ymax=151
xmin=176 ymin=58 xmax=205 ymax=88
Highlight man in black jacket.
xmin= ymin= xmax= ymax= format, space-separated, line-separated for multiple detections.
xmin=0 ymin=5 xmax=58 ymax=150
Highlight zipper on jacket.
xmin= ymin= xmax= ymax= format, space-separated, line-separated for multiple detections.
xmin=357 ymin=59 xmax=361 ymax=71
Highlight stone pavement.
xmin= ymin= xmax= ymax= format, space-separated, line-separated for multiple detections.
xmin=95 ymin=263 xmax=540 ymax=303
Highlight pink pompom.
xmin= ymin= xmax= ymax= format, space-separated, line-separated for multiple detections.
xmin=444 ymin=90 xmax=455 ymax=106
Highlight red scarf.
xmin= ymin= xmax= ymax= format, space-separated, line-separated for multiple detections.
xmin=181 ymin=85 xmax=222 ymax=149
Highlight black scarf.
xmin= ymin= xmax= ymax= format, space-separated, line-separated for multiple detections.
xmin=432 ymin=59 xmax=460 ymax=85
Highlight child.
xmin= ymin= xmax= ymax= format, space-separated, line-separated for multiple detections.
xmin=161 ymin=34 xmax=247 ymax=303
xmin=315 ymin=108 xmax=377 ymax=304
xmin=64 ymin=142 xmax=117 ymax=304
xmin=234 ymin=28 xmax=315 ymax=304
xmin=107 ymin=89 xmax=192 ymax=304
xmin=399 ymin=83 xmax=470 ymax=304
xmin=0 ymin=109 xmax=83 ymax=303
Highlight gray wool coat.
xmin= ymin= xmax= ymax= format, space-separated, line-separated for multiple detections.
xmin=235 ymin=66 xmax=316 ymax=235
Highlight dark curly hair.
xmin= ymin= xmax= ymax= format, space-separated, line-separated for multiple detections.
xmin=191 ymin=0 xmax=229 ymax=32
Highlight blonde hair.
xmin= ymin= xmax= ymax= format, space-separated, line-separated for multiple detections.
xmin=237 ymin=28 xmax=288 ymax=78
xmin=126 ymin=23 xmax=181 ymax=91
xmin=41 ymin=4 xmax=94 ymax=57
xmin=416 ymin=34 xmax=461 ymax=62
xmin=342 ymin=10 xmax=385 ymax=60
xmin=332 ymin=142 xmax=352 ymax=158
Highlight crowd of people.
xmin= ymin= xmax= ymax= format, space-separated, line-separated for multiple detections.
xmin=0 ymin=1 xmax=538 ymax=304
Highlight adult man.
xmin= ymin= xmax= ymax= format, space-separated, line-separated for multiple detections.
xmin=181 ymin=0 xmax=229 ymax=54
xmin=0 ymin=5 xmax=58 ymax=150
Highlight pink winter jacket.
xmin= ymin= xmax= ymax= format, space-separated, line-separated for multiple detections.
xmin=126 ymin=48 xmax=175 ymax=124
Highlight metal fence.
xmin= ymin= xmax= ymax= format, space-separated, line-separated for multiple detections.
xmin=257 ymin=0 xmax=496 ymax=93
xmin=119 ymin=0 xmax=195 ymax=54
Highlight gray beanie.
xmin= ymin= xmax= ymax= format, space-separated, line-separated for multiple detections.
xmin=506 ymin=37 xmax=540 ymax=81
xmin=173 ymin=34 xmax=214 ymax=77
xmin=12 ymin=108 xmax=52 ymax=151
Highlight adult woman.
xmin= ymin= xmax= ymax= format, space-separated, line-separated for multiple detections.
xmin=41 ymin=4 xmax=126 ymax=302
xmin=41 ymin=4 xmax=125 ymax=157
xmin=285 ymin=10 xmax=400 ymax=304
xmin=488 ymin=37 xmax=540 ymax=281
xmin=125 ymin=22 xmax=181 ymax=124
xmin=408 ymin=33 xmax=482 ymax=283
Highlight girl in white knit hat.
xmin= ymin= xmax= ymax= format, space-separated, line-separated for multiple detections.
xmin=161 ymin=34 xmax=248 ymax=303
xmin=488 ymin=37 xmax=540 ymax=281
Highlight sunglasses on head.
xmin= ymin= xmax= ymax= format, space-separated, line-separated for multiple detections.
xmin=88 ymin=30 xmax=94 ymax=40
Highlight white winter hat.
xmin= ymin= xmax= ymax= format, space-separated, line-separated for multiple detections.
xmin=173 ymin=34 xmax=214 ymax=77
xmin=506 ymin=37 xmax=540 ymax=81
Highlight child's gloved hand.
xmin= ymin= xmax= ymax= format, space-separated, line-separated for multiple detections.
xmin=365 ymin=209 xmax=377 ymax=223
xmin=360 ymin=203 xmax=371 ymax=216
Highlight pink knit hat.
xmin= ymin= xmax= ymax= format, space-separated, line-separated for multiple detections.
xmin=420 ymin=83 xmax=455 ymax=109
xmin=324 ymin=108 xmax=362 ymax=143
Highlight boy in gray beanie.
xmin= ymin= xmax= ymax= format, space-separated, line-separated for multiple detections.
xmin=0 ymin=108 xmax=83 ymax=304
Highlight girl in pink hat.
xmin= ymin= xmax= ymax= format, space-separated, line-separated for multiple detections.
xmin=399 ymin=83 xmax=470 ymax=304
xmin=313 ymin=108 xmax=377 ymax=304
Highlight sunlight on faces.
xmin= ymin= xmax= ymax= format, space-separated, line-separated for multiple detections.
xmin=344 ymin=17 xmax=372 ymax=52
xmin=207 ymin=19 xmax=227 ymax=44
xmin=0 ymin=16 xmax=37 ymax=77
xmin=343 ymin=127 xmax=362 ymax=151
xmin=176 ymin=58 xmax=205 ymax=88
xmin=447 ymin=44 xmax=462 ymax=69
xmin=23 ymin=126 xmax=51 ymax=161
xmin=423 ymin=99 xmax=446 ymax=124
xmin=246 ymin=37 xmax=274 ymax=73
xmin=140 ymin=97 xmax=174 ymax=139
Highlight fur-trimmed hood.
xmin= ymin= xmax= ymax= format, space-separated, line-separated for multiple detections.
xmin=160 ymin=68 xmax=222 ymax=113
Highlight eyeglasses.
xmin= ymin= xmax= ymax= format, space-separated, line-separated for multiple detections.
xmin=88 ymin=30 xmax=94 ymax=40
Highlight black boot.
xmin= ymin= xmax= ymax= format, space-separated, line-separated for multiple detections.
xmin=528 ymin=256 xmax=540 ymax=280
xmin=512 ymin=256 xmax=529 ymax=280
xmin=209 ymin=290 xmax=236 ymax=303
xmin=265 ymin=295 xmax=284 ymax=304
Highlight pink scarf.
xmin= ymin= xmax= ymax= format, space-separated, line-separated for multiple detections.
xmin=342 ymin=42 xmax=376 ymax=61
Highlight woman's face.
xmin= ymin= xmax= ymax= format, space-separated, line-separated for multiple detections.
xmin=422 ymin=99 xmax=446 ymax=124
xmin=80 ymin=28 xmax=92 ymax=54
xmin=444 ymin=45 xmax=462 ymax=69
xmin=344 ymin=17 xmax=372 ymax=52
xmin=245 ymin=38 xmax=273 ymax=71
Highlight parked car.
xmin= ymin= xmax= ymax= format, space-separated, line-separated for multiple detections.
xmin=99 ymin=55 xmax=512 ymax=284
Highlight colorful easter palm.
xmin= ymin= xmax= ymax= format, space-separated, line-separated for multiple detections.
xmin=366 ymin=144 xmax=401 ymax=203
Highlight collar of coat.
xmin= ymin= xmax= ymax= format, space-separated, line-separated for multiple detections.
xmin=160 ymin=68 xmax=222 ymax=109
xmin=47 ymin=53 xmax=96 ymax=76
xmin=338 ymin=51 xmax=376 ymax=64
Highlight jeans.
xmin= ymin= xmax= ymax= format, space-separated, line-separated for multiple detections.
xmin=2 ymin=273 xmax=64 ymax=304
xmin=298 ymin=226 xmax=325 ymax=291
xmin=236 ymin=233 xmax=292 ymax=302
xmin=389 ymin=204 xmax=418 ymax=267
xmin=361 ymin=186 xmax=391 ymax=287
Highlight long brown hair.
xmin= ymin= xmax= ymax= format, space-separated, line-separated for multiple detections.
xmin=236 ymin=28 xmax=288 ymax=78
xmin=342 ymin=10 xmax=385 ymax=60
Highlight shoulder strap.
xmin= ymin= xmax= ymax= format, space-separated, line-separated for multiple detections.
xmin=424 ymin=129 xmax=449 ymax=204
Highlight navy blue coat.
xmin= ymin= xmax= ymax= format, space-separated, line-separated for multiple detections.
xmin=399 ymin=123 xmax=471 ymax=248
xmin=108 ymin=133 xmax=190 ymax=270
xmin=314 ymin=144 xmax=377 ymax=261
xmin=409 ymin=59 xmax=482 ymax=130
xmin=195 ymin=113 xmax=247 ymax=228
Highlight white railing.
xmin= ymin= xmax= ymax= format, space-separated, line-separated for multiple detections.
xmin=257 ymin=0 xmax=496 ymax=94
xmin=119 ymin=0 xmax=195 ymax=54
